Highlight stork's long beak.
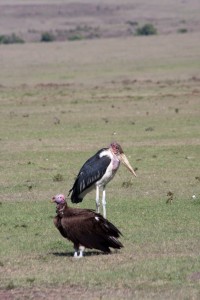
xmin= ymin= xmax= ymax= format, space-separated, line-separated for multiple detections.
xmin=120 ymin=153 xmax=137 ymax=177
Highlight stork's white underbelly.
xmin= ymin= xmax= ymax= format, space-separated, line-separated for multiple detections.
xmin=96 ymin=155 xmax=120 ymax=187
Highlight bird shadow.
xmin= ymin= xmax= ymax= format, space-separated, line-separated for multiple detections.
xmin=50 ymin=251 xmax=109 ymax=257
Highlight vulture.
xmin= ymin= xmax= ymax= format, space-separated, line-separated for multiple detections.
xmin=52 ymin=194 xmax=123 ymax=258
xmin=68 ymin=142 xmax=136 ymax=218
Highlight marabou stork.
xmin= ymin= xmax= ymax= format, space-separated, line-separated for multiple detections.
xmin=68 ymin=142 xmax=136 ymax=218
xmin=52 ymin=194 xmax=123 ymax=258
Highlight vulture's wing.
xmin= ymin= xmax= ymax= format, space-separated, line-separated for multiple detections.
xmin=61 ymin=213 xmax=123 ymax=252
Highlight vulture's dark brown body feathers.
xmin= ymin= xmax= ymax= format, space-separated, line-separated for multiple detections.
xmin=52 ymin=194 xmax=123 ymax=257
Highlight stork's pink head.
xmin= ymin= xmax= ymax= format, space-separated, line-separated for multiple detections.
xmin=110 ymin=142 xmax=123 ymax=155
xmin=110 ymin=142 xmax=137 ymax=177
xmin=52 ymin=194 xmax=65 ymax=204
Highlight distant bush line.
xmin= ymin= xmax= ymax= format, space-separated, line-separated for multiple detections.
xmin=0 ymin=23 xmax=189 ymax=45
xmin=0 ymin=33 xmax=24 ymax=44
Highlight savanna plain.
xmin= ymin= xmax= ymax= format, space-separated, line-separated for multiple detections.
xmin=0 ymin=0 xmax=200 ymax=299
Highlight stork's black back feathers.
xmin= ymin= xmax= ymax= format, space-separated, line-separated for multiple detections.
xmin=54 ymin=202 xmax=123 ymax=253
xmin=68 ymin=148 xmax=111 ymax=203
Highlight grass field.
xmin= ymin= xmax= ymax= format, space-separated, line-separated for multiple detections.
xmin=0 ymin=1 xmax=200 ymax=299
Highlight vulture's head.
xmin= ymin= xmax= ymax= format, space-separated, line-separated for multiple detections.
xmin=52 ymin=194 xmax=65 ymax=204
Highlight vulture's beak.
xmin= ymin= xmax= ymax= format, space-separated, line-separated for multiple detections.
xmin=51 ymin=197 xmax=56 ymax=203
xmin=119 ymin=153 xmax=137 ymax=177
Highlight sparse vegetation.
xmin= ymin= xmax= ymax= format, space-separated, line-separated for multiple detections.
xmin=41 ymin=32 xmax=55 ymax=42
xmin=6 ymin=281 xmax=15 ymax=290
xmin=0 ymin=1 xmax=199 ymax=44
xmin=53 ymin=173 xmax=64 ymax=182
xmin=166 ymin=191 xmax=174 ymax=204
xmin=68 ymin=34 xmax=83 ymax=41
xmin=136 ymin=23 xmax=157 ymax=36
xmin=67 ymin=25 xmax=100 ymax=41
xmin=177 ymin=28 xmax=188 ymax=33
xmin=0 ymin=33 xmax=24 ymax=44
xmin=121 ymin=180 xmax=133 ymax=188
xmin=126 ymin=20 xmax=138 ymax=26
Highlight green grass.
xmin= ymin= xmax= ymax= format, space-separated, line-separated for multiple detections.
xmin=0 ymin=31 xmax=200 ymax=298
xmin=1 ymin=197 xmax=200 ymax=290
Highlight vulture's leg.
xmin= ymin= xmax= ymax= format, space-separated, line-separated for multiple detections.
xmin=78 ymin=246 xmax=85 ymax=258
xmin=102 ymin=186 xmax=106 ymax=219
xmin=73 ymin=244 xmax=79 ymax=258
xmin=95 ymin=185 xmax=100 ymax=213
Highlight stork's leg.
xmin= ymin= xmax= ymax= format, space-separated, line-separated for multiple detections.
xmin=96 ymin=185 xmax=100 ymax=213
xmin=102 ymin=186 xmax=106 ymax=219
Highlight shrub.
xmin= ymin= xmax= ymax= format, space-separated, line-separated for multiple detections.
xmin=177 ymin=28 xmax=188 ymax=33
xmin=126 ymin=20 xmax=138 ymax=26
xmin=68 ymin=34 xmax=83 ymax=41
xmin=53 ymin=173 xmax=64 ymax=182
xmin=41 ymin=32 xmax=55 ymax=42
xmin=0 ymin=33 xmax=24 ymax=44
xmin=136 ymin=23 xmax=157 ymax=36
xmin=122 ymin=180 xmax=133 ymax=188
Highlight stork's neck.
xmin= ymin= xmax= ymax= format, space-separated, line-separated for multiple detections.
xmin=112 ymin=154 xmax=120 ymax=171
xmin=100 ymin=148 xmax=120 ymax=171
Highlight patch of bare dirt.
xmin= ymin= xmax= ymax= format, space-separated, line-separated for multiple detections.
xmin=0 ymin=286 xmax=135 ymax=300
xmin=1 ymin=285 xmax=199 ymax=300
